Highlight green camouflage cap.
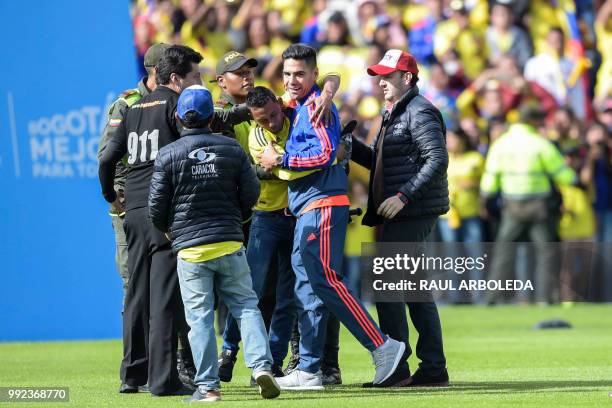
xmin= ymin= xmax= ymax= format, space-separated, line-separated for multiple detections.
xmin=215 ymin=51 xmax=258 ymax=76
xmin=144 ymin=43 xmax=170 ymax=68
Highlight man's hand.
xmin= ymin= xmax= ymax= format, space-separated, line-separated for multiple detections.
xmin=110 ymin=197 xmax=125 ymax=215
xmin=306 ymin=90 xmax=333 ymax=127
xmin=253 ymin=164 xmax=279 ymax=180
xmin=109 ymin=188 xmax=126 ymax=215
xmin=377 ymin=195 xmax=405 ymax=219
xmin=336 ymin=143 xmax=347 ymax=162
xmin=258 ymin=141 xmax=282 ymax=171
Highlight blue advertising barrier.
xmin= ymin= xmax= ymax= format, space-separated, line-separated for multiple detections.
xmin=0 ymin=1 xmax=138 ymax=341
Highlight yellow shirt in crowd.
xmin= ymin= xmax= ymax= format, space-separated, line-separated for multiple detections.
xmin=441 ymin=150 xmax=485 ymax=220
xmin=558 ymin=185 xmax=596 ymax=240
xmin=344 ymin=211 xmax=375 ymax=257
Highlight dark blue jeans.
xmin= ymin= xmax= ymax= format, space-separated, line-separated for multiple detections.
xmin=221 ymin=210 xmax=296 ymax=366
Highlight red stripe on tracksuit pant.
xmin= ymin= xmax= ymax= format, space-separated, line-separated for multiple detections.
xmin=291 ymin=205 xmax=386 ymax=373
xmin=319 ymin=207 xmax=384 ymax=346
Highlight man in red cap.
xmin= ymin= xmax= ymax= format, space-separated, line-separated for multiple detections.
xmin=352 ymin=49 xmax=450 ymax=387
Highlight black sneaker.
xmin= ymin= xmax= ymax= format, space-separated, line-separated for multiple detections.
xmin=118 ymin=383 xmax=139 ymax=393
xmin=177 ymin=352 xmax=196 ymax=389
xmin=138 ymin=383 xmax=150 ymax=393
xmin=406 ymin=369 xmax=449 ymax=387
xmin=362 ymin=367 xmax=411 ymax=388
xmin=152 ymin=384 xmax=194 ymax=397
xmin=322 ymin=365 xmax=342 ymax=385
xmin=218 ymin=349 xmax=238 ymax=382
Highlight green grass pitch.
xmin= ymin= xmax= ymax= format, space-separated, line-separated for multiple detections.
xmin=1 ymin=305 xmax=611 ymax=407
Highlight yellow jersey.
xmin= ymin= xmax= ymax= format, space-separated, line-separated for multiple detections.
xmin=248 ymin=118 xmax=316 ymax=211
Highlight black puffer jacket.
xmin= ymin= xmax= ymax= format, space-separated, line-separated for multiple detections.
xmin=148 ymin=127 xmax=260 ymax=252
xmin=352 ymin=85 xmax=449 ymax=226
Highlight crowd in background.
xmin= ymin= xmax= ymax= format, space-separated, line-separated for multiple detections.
xmin=130 ymin=0 xmax=612 ymax=303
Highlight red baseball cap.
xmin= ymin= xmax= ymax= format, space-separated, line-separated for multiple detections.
xmin=367 ymin=49 xmax=419 ymax=76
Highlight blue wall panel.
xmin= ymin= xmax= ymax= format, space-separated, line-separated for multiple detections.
xmin=0 ymin=1 xmax=138 ymax=341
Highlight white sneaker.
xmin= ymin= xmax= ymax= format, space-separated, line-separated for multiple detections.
xmin=254 ymin=371 xmax=281 ymax=399
xmin=275 ymin=369 xmax=325 ymax=390
xmin=371 ymin=338 xmax=406 ymax=384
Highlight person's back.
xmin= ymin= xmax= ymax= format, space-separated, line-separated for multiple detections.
xmin=482 ymin=122 xmax=575 ymax=199
xmin=150 ymin=129 xmax=258 ymax=252
xmin=119 ymin=86 xmax=181 ymax=210
xmin=148 ymin=85 xmax=279 ymax=402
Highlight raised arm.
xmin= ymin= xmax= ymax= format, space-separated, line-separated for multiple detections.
xmin=210 ymin=104 xmax=252 ymax=133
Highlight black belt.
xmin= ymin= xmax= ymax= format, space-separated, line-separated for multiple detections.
xmin=261 ymin=208 xmax=294 ymax=217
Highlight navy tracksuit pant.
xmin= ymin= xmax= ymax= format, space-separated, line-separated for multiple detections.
xmin=292 ymin=205 xmax=386 ymax=373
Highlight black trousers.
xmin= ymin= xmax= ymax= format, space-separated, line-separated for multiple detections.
xmin=376 ymin=217 xmax=446 ymax=376
xmin=120 ymin=207 xmax=184 ymax=395
xmin=323 ymin=314 xmax=340 ymax=367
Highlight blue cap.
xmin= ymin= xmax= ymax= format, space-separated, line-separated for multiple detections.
xmin=177 ymin=85 xmax=214 ymax=122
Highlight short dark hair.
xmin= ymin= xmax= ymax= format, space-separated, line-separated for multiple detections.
xmin=549 ymin=26 xmax=565 ymax=38
xmin=409 ymin=74 xmax=419 ymax=87
xmin=328 ymin=11 xmax=346 ymax=25
xmin=181 ymin=110 xmax=212 ymax=129
xmin=282 ymin=44 xmax=317 ymax=69
xmin=493 ymin=2 xmax=513 ymax=12
xmin=246 ymin=86 xmax=277 ymax=109
xmin=449 ymin=125 xmax=475 ymax=151
xmin=556 ymin=105 xmax=575 ymax=119
xmin=155 ymin=45 xmax=203 ymax=85
xmin=399 ymin=70 xmax=420 ymax=87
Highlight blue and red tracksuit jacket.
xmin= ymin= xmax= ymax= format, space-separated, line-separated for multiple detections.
xmin=282 ymin=85 xmax=348 ymax=215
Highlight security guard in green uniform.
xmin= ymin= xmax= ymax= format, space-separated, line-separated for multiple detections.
xmin=480 ymin=105 xmax=576 ymax=304
xmin=97 ymin=43 xmax=196 ymax=391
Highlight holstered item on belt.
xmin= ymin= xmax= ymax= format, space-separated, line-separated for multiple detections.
xmin=265 ymin=208 xmax=295 ymax=217
xmin=503 ymin=197 xmax=549 ymax=221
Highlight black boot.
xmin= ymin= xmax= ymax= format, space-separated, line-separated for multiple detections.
xmin=177 ymin=341 xmax=196 ymax=389
xmin=322 ymin=314 xmax=342 ymax=385
xmin=407 ymin=368 xmax=449 ymax=387
xmin=284 ymin=322 xmax=300 ymax=375
xmin=218 ymin=349 xmax=238 ymax=382
xmin=321 ymin=364 xmax=342 ymax=385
